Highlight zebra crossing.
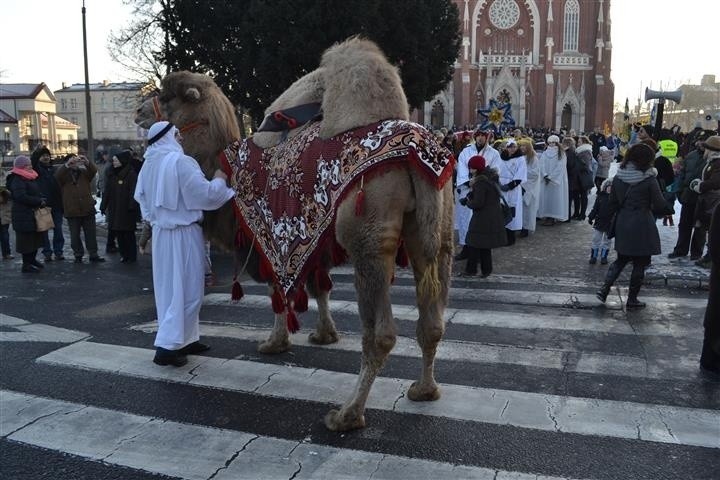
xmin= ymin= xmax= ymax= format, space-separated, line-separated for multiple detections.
xmin=1 ymin=269 xmax=718 ymax=480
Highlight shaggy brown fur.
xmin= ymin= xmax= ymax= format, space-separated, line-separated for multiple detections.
xmin=135 ymin=36 xmax=454 ymax=433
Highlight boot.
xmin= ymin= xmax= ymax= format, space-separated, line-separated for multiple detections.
xmin=454 ymin=245 xmax=468 ymax=261
xmin=589 ymin=248 xmax=598 ymax=265
xmin=626 ymin=267 xmax=647 ymax=309
xmin=596 ymin=261 xmax=622 ymax=302
xmin=600 ymin=248 xmax=609 ymax=265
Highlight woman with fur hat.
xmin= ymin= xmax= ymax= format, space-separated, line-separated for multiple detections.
xmin=596 ymin=143 xmax=674 ymax=309
xmin=595 ymin=145 xmax=614 ymax=193
xmin=458 ymin=155 xmax=507 ymax=277
xmin=31 ymin=145 xmax=65 ymax=261
xmin=5 ymin=155 xmax=46 ymax=272
xmin=100 ymin=150 xmax=141 ymax=263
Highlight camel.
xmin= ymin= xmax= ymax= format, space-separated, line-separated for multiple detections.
xmin=135 ymin=37 xmax=454 ymax=431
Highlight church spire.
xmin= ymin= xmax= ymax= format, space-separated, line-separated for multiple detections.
xmin=596 ymin=0 xmax=606 ymax=62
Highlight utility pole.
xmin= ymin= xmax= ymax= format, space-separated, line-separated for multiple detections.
xmin=82 ymin=0 xmax=94 ymax=157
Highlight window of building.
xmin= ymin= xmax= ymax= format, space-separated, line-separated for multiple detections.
xmin=100 ymin=96 xmax=107 ymax=110
xmin=102 ymin=117 xmax=109 ymax=129
xmin=563 ymin=0 xmax=580 ymax=52
xmin=70 ymin=98 xmax=77 ymax=109
xmin=60 ymin=99 xmax=67 ymax=110
xmin=114 ymin=116 xmax=121 ymax=128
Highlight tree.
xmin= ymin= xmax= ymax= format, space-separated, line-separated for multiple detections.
xmin=162 ymin=0 xmax=461 ymax=124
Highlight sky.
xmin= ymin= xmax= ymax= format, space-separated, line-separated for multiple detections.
xmin=1 ymin=0 xmax=718 ymax=110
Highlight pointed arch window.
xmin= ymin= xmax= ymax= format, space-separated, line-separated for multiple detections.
xmin=563 ymin=0 xmax=580 ymax=52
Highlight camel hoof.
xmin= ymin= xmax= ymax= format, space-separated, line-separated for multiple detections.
xmin=407 ymin=381 xmax=441 ymax=402
xmin=308 ymin=330 xmax=339 ymax=345
xmin=257 ymin=339 xmax=290 ymax=354
xmin=323 ymin=408 xmax=366 ymax=432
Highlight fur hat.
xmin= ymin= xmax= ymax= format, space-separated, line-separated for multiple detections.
xmin=36 ymin=146 xmax=51 ymax=157
xmin=704 ymin=135 xmax=720 ymax=152
xmin=13 ymin=155 xmax=31 ymax=168
xmin=468 ymin=155 xmax=486 ymax=171
xmin=114 ymin=150 xmax=133 ymax=165
xmin=640 ymin=124 xmax=655 ymax=137
xmin=547 ymin=135 xmax=560 ymax=144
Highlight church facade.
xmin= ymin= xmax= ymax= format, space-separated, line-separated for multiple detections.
xmin=421 ymin=0 xmax=615 ymax=133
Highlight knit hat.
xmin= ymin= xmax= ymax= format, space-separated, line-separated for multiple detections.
xmin=547 ymin=135 xmax=560 ymax=144
xmin=468 ymin=155 xmax=486 ymax=171
xmin=704 ymin=135 xmax=720 ymax=152
xmin=13 ymin=155 xmax=31 ymax=168
xmin=115 ymin=150 xmax=133 ymax=165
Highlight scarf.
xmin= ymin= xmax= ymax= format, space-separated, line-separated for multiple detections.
xmin=141 ymin=121 xmax=181 ymax=210
xmin=11 ymin=167 xmax=38 ymax=180
xmin=616 ymin=162 xmax=657 ymax=185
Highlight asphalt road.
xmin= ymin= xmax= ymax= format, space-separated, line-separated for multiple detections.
xmin=0 ymin=207 xmax=717 ymax=480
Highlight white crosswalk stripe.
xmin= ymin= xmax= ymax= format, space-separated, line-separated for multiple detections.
xmin=2 ymin=274 xmax=717 ymax=479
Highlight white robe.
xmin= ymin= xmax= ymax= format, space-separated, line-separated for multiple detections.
xmin=454 ymin=143 xmax=501 ymax=245
xmin=537 ymin=147 xmax=569 ymax=221
xmin=496 ymin=155 xmax=527 ymax=231
xmin=134 ymin=124 xmax=234 ymax=350
xmin=521 ymin=156 xmax=542 ymax=232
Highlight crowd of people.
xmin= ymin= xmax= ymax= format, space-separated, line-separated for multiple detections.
xmin=1 ymin=120 xmax=718 ymax=374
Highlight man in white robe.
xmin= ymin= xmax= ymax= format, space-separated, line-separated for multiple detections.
xmin=134 ymin=121 xmax=235 ymax=366
xmin=537 ymin=135 xmax=569 ymax=225
xmin=496 ymin=139 xmax=527 ymax=244
xmin=519 ymin=139 xmax=541 ymax=235
xmin=454 ymin=129 xmax=501 ymax=259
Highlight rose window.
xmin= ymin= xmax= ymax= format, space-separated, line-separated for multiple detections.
xmin=488 ymin=0 xmax=520 ymax=30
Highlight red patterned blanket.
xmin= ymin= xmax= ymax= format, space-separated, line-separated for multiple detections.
xmin=219 ymin=119 xmax=453 ymax=317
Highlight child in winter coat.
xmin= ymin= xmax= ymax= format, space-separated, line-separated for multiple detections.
xmin=587 ymin=178 xmax=614 ymax=264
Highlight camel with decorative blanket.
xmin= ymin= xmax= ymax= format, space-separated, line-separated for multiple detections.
xmin=135 ymin=37 xmax=454 ymax=431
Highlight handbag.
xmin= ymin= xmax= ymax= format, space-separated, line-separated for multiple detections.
xmin=607 ymin=185 xmax=632 ymax=239
xmin=34 ymin=207 xmax=54 ymax=232
xmin=492 ymin=182 xmax=515 ymax=224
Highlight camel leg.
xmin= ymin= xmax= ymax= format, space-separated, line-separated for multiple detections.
xmin=306 ymin=271 xmax=339 ymax=345
xmin=308 ymin=288 xmax=339 ymax=345
xmin=324 ymin=254 xmax=396 ymax=431
xmin=401 ymin=184 xmax=453 ymax=401
xmin=258 ymin=286 xmax=291 ymax=354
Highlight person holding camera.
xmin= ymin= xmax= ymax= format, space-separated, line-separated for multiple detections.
xmin=55 ymin=153 xmax=105 ymax=263
xmin=458 ymin=155 xmax=507 ymax=278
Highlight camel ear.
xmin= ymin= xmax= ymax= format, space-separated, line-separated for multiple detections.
xmin=183 ymin=87 xmax=201 ymax=103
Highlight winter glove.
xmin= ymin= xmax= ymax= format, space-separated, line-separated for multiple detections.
xmin=459 ymin=197 xmax=468 ymax=207
xmin=588 ymin=218 xmax=594 ymax=225
xmin=544 ymin=176 xmax=551 ymax=184
xmin=500 ymin=183 xmax=510 ymax=192
xmin=690 ymin=178 xmax=702 ymax=193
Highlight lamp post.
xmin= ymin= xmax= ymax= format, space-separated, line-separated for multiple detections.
xmin=82 ymin=0 xmax=94 ymax=157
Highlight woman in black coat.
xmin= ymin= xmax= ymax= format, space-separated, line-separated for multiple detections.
xmin=459 ymin=155 xmax=507 ymax=277
xmin=6 ymin=155 xmax=46 ymax=273
xmin=100 ymin=150 xmax=140 ymax=263
xmin=596 ymin=143 xmax=673 ymax=309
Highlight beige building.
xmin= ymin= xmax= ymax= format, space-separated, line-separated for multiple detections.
xmin=0 ymin=83 xmax=79 ymax=163
xmin=54 ymin=81 xmax=153 ymax=153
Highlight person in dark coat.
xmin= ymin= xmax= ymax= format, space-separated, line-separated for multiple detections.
xmin=5 ymin=156 xmax=46 ymax=273
xmin=100 ymin=150 xmax=141 ymax=263
xmin=596 ymin=143 xmax=673 ymax=309
xmin=31 ymin=146 xmax=65 ymax=261
xmin=700 ymin=200 xmax=720 ymax=375
xmin=690 ymin=135 xmax=720 ymax=268
xmin=668 ymin=135 xmax=709 ymax=260
xmin=587 ymin=178 xmax=614 ymax=265
xmin=563 ymin=137 xmax=581 ymax=221
xmin=459 ymin=155 xmax=507 ymax=277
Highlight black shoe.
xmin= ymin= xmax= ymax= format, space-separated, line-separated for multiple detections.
xmin=74 ymin=257 xmax=83 ymax=263
xmin=29 ymin=259 xmax=45 ymax=269
xmin=667 ymin=251 xmax=685 ymax=259
xmin=89 ymin=256 xmax=106 ymax=263
xmin=179 ymin=341 xmax=210 ymax=355
xmin=55 ymin=254 xmax=65 ymax=261
xmin=690 ymin=254 xmax=702 ymax=261
xmin=626 ymin=298 xmax=647 ymax=309
xmin=153 ymin=348 xmax=188 ymax=367
xmin=600 ymin=256 xmax=608 ymax=265
xmin=454 ymin=251 xmax=468 ymax=261
xmin=44 ymin=254 xmax=53 ymax=262
xmin=519 ymin=229 xmax=529 ymax=238
xmin=21 ymin=264 xmax=40 ymax=273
